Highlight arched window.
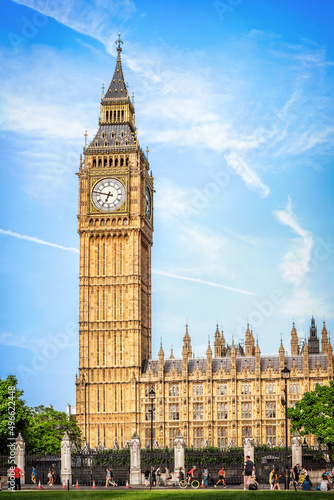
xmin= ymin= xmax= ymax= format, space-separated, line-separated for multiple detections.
xmin=93 ymin=158 xmax=96 ymax=167
xmin=111 ymin=131 xmax=115 ymax=138
xmin=106 ymin=111 xmax=109 ymax=121
xmin=120 ymin=157 xmax=124 ymax=166
xmin=104 ymin=157 xmax=107 ymax=166
xmin=102 ymin=131 xmax=105 ymax=139
xmin=98 ymin=158 xmax=102 ymax=167
xmin=115 ymin=140 xmax=119 ymax=146
xmin=126 ymin=156 xmax=129 ymax=166
xmin=115 ymin=158 xmax=118 ymax=167
xmin=100 ymin=219 xmax=105 ymax=226
xmin=89 ymin=219 xmax=94 ymax=226
xmin=121 ymin=110 xmax=124 ymax=121
xmin=109 ymin=158 xmax=113 ymax=167
xmin=123 ymin=218 xmax=128 ymax=226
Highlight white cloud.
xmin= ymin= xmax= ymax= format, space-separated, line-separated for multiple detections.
xmin=0 ymin=229 xmax=79 ymax=253
xmin=273 ymin=197 xmax=314 ymax=285
xmin=225 ymin=151 xmax=270 ymax=198
xmin=281 ymin=288 xmax=334 ymax=320
xmin=152 ymin=269 xmax=255 ymax=296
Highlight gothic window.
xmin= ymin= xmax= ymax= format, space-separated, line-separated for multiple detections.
xmin=115 ymin=158 xmax=118 ymax=167
xmin=123 ymin=218 xmax=128 ymax=226
xmin=112 ymin=218 xmax=116 ymax=226
xmin=169 ymin=428 xmax=178 ymax=448
xmin=266 ymin=402 xmax=276 ymax=418
xmin=126 ymin=156 xmax=129 ymax=166
xmin=242 ymin=426 xmax=252 ymax=443
xmin=111 ymin=131 xmax=115 ymax=138
xmin=120 ymin=157 xmax=124 ymax=166
xmin=145 ymin=428 xmax=155 ymax=448
xmin=193 ymin=403 xmax=203 ymax=420
xmin=169 ymin=385 xmax=179 ymax=397
xmin=109 ymin=158 xmax=112 ymax=167
xmin=115 ymin=140 xmax=119 ymax=146
xmin=95 ymin=140 xmax=98 ymax=147
xmin=104 ymin=142 xmax=108 ymax=148
xmin=121 ymin=110 xmax=124 ymax=121
xmin=241 ymin=384 xmax=252 ymax=394
xmin=169 ymin=404 xmax=179 ymax=421
xmin=217 ymin=384 xmax=227 ymax=395
xmin=218 ymin=427 xmax=228 ymax=448
xmin=118 ymin=110 xmax=120 ymax=121
xmin=125 ymin=139 xmax=128 ymax=146
xmin=89 ymin=219 xmax=94 ymax=226
xmin=193 ymin=427 xmax=204 ymax=448
xmin=121 ymin=130 xmax=124 ymax=138
xmin=266 ymin=426 xmax=276 ymax=445
xmin=100 ymin=219 xmax=105 ymax=226
xmin=145 ymin=404 xmax=155 ymax=421
xmin=93 ymin=158 xmax=96 ymax=167
xmin=98 ymin=158 xmax=102 ymax=167
xmin=97 ymin=387 xmax=100 ymax=412
xmin=241 ymin=402 xmax=252 ymax=419
xmin=102 ymin=131 xmax=105 ymax=139
xmin=217 ymin=402 xmax=228 ymax=419
xmin=106 ymin=111 xmax=109 ymax=121
xmin=193 ymin=384 xmax=203 ymax=396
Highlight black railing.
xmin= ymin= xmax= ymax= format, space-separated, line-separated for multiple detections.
xmin=71 ymin=448 xmax=130 ymax=486
xmin=185 ymin=447 xmax=244 ymax=485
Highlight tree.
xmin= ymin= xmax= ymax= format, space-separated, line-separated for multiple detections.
xmin=26 ymin=406 xmax=81 ymax=454
xmin=0 ymin=375 xmax=81 ymax=454
xmin=0 ymin=374 xmax=30 ymax=453
xmin=287 ymin=381 xmax=334 ymax=450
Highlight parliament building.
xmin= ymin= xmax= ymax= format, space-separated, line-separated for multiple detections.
xmin=75 ymin=36 xmax=334 ymax=450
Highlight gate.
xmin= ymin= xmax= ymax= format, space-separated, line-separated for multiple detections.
xmin=254 ymin=446 xmax=290 ymax=485
xmin=141 ymin=448 xmax=174 ymax=475
xmin=26 ymin=454 xmax=61 ymax=485
xmin=0 ymin=455 xmax=10 ymax=478
xmin=185 ymin=447 xmax=244 ymax=485
xmin=71 ymin=448 xmax=130 ymax=486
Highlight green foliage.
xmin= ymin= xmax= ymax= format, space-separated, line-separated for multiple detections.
xmin=0 ymin=374 xmax=30 ymax=453
xmin=287 ymin=380 xmax=334 ymax=450
xmin=0 ymin=375 xmax=81 ymax=455
xmin=25 ymin=405 xmax=81 ymax=454
xmin=141 ymin=448 xmax=174 ymax=466
xmin=85 ymin=449 xmax=130 ymax=466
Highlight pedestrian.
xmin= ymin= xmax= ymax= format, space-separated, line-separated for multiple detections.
xmin=109 ymin=467 xmax=117 ymax=487
xmin=269 ymin=467 xmax=274 ymax=490
xmin=50 ymin=467 xmax=55 ymax=485
xmin=47 ymin=468 xmax=53 ymax=486
xmin=203 ymin=467 xmax=209 ymax=487
xmin=151 ymin=466 xmax=156 ymax=487
xmin=105 ymin=468 xmax=111 ymax=487
xmin=31 ymin=466 xmax=36 ymax=485
xmin=273 ymin=470 xmax=281 ymax=490
xmin=290 ymin=467 xmax=297 ymax=491
xmin=13 ymin=464 xmax=22 ymax=490
xmin=178 ymin=467 xmax=184 ymax=483
xmin=215 ymin=465 xmax=227 ymax=488
xmin=144 ymin=468 xmax=150 ymax=487
xmin=156 ymin=466 xmax=161 ymax=486
xmin=302 ymin=474 xmax=312 ymax=491
xmin=294 ymin=463 xmax=300 ymax=484
xmin=243 ymin=455 xmax=254 ymax=490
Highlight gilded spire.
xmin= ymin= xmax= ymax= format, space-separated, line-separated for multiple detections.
xmin=103 ymin=33 xmax=129 ymax=102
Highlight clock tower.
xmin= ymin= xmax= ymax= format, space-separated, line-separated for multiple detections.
xmin=75 ymin=34 xmax=153 ymax=447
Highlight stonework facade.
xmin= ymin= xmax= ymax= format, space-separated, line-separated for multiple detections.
xmin=75 ymin=37 xmax=334 ymax=450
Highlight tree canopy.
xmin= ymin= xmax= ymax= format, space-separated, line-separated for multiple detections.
xmin=0 ymin=375 xmax=81 ymax=454
xmin=287 ymin=381 xmax=334 ymax=450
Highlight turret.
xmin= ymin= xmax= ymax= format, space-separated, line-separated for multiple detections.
xmin=221 ymin=328 xmax=226 ymax=356
xmin=279 ymin=337 xmax=285 ymax=370
xmin=214 ymin=324 xmax=221 ymax=357
xmin=169 ymin=346 xmax=175 ymax=359
xmin=302 ymin=340 xmax=309 ymax=376
xmin=255 ymin=337 xmax=261 ymax=368
xmin=321 ymin=321 xmax=329 ymax=354
xmin=206 ymin=338 xmax=213 ymax=366
xmin=182 ymin=324 xmax=192 ymax=361
xmin=158 ymin=339 xmax=164 ymax=371
xmin=290 ymin=322 xmax=299 ymax=356
xmin=308 ymin=316 xmax=319 ymax=354
xmin=231 ymin=338 xmax=236 ymax=369
xmin=245 ymin=323 xmax=255 ymax=356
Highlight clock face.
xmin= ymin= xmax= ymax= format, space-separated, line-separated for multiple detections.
xmin=145 ymin=186 xmax=151 ymax=220
xmin=92 ymin=178 xmax=126 ymax=212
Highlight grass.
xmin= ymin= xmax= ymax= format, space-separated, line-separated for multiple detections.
xmin=0 ymin=491 xmax=332 ymax=499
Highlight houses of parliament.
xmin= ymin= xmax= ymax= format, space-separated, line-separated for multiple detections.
xmin=75 ymin=35 xmax=334 ymax=450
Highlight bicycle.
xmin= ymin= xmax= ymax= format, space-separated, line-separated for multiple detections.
xmin=179 ymin=479 xmax=200 ymax=489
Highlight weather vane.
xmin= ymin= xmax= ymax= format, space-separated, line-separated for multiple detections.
xmin=115 ymin=32 xmax=123 ymax=52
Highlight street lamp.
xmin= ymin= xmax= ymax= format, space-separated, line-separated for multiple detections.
xmin=149 ymin=387 xmax=155 ymax=490
xmin=281 ymin=366 xmax=291 ymax=490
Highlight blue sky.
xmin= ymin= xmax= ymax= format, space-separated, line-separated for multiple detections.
xmin=0 ymin=0 xmax=333 ymax=411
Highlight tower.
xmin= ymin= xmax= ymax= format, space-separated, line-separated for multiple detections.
xmin=75 ymin=34 xmax=153 ymax=447
xmin=308 ymin=316 xmax=319 ymax=354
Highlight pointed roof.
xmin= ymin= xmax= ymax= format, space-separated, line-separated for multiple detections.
xmin=158 ymin=339 xmax=164 ymax=358
xmin=103 ymin=33 xmax=130 ymax=102
xmin=214 ymin=324 xmax=220 ymax=340
xmin=183 ymin=323 xmax=191 ymax=341
xmin=206 ymin=338 xmax=212 ymax=357
xmin=170 ymin=346 xmax=175 ymax=359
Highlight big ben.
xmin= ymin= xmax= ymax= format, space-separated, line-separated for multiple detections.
xmin=75 ymin=34 xmax=153 ymax=447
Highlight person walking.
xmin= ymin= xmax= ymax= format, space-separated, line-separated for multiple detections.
xmin=273 ymin=470 xmax=281 ymax=490
xmin=294 ymin=463 xmax=300 ymax=485
xmin=105 ymin=468 xmax=111 ymax=487
xmin=156 ymin=466 xmax=161 ymax=486
xmin=203 ymin=467 xmax=209 ymax=487
xmin=109 ymin=467 xmax=117 ymax=487
xmin=269 ymin=467 xmax=274 ymax=490
xmin=151 ymin=467 xmax=156 ymax=487
xmin=47 ymin=468 xmax=53 ymax=486
xmin=144 ymin=468 xmax=150 ymax=487
xmin=31 ymin=466 xmax=36 ymax=485
xmin=243 ymin=455 xmax=254 ymax=490
xmin=215 ymin=466 xmax=227 ymax=488
xmin=13 ymin=464 xmax=21 ymax=490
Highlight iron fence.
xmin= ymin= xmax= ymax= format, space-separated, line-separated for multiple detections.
xmin=71 ymin=448 xmax=130 ymax=486
xmin=185 ymin=447 xmax=244 ymax=485
xmin=302 ymin=446 xmax=333 ymax=471
xmin=140 ymin=448 xmax=174 ymax=475
xmin=254 ymin=445 xmax=290 ymax=486
xmin=0 ymin=455 xmax=10 ymax=477
xmin=25 ymin=454 xmax=61 ymax=485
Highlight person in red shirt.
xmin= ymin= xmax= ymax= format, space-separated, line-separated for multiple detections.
xmin=215 ymin=466 xmax=227 ymax=488
xmin=14 ymin=464 xmax=22 ymax=490
xmin=187 ymin=466 xmax=196 ymax=484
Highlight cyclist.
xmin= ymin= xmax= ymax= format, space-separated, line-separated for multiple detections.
xmin=187 ymin=466 xmax=197 ymax=485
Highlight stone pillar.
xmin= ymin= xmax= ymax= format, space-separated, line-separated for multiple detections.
xmin=129 ymin=432 xmax=141 ymax=485
xmin=244 ymin=437 xmax=255 ymax=464
xmin=174 ymin=431 xmax=185 ymax=478
xmin=291 ymin=431 xmax=302 ymax=467
xmin=15 ymin=433 xmax=25 ymax=485
xmin=61 ymin=433 xmax=72 ymax=485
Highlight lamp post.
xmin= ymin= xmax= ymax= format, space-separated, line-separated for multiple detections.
xmin=281 ymin=366 xmax=291 ymax=490
xmin=149 ymin=387 xmax=155 ymax=490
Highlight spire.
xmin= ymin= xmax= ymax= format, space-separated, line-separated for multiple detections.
xmin=245 ymin=323 xmax=255 ymax=356
xmin=206 ymin=337 xmax=212 ymax=358
xmin=290 ymin=321 xmax=299 ymax=356
xmin=255 ymin=336 xmax=261 ymax=367
xmin=321 ymin=321 xmax=329 ymax=353
xmin=214 ymin=323 xmax=222 ymax=358
xmin=103 ymin=33 xmax=129 ymax=102
xmin=158 ymin=338 xmax=164 ymax=358
xmin=279 ymin=336 xmax=285 ymax=369
xmin=182 ymin=323 xmax=192 ymax=360
xmin=170 ymin=345 xmax=175 ymax=359
xmin=158 ymin=338 xmax=164 ymax=371
xmin=308 ymin=316 xmax=319 ymax=354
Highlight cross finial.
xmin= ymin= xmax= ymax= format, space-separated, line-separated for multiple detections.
xmin=116 ymin=32 xmax=123 ymax=53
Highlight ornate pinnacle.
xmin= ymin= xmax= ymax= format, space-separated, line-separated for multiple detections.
xmin=116 ymin=32 xmax=123 ymax=53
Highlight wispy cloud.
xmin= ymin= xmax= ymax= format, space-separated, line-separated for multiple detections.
xmin=152 ymin=269 xmax=255 ymax=296
xmin=0 ymin=229 xmax=79 ymax=253
xmin=225 ymin=151 xmax=270 ymax=198
xmin=273 ymin=197 xmax=314 ymax=285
